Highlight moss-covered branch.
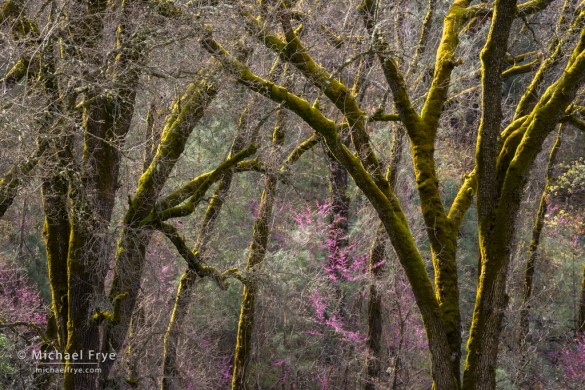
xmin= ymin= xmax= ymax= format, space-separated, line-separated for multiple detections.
xmin=203 ymin=33 xmax=458 ymax=390
xmin=447 ymin=170 xmax=477 ymax=231
xmin=565 ymin=113 xmax=585 ymax=131
xmin=358 ymin=1 xmax=422 ymax=133
xmin=0 ymin=58 xmax=32 ymax=87
xmin=464 ymin=14 xmax=585 ymax=389
xmin=501 ymin=57 xmax=540 ymax=78
xmin=232 ymin=106 xmax=286 ymax=390
xmin=125 ymin=73 xmax=218 ymax=224
xmin=282 ymin=133 xmax=319 ymax=167
xmin=201 ymin=34 xmax=338 ymax=140
xmin=367 ymin=112 xmax=401 ymax=123
xmin=420 ymin=0 xmax=470 ymax=131
xmin=153 ymin=144 xmax=257 ymax=218
xmin=519 ymin=126 xmax=561 ymax=352
xmin=515 ymin=9 xmax=584 ymax=117
xmin=93 ymin=293 xmax=129 ymax=325
xmin=241 ymin=9 xmax=386 ymax=182
xmin=407 ymin=0 xmax=438 ymax=77
xmin=154 ymin=222 xmax=235 ymax=289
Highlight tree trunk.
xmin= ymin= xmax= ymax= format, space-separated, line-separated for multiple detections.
xmin=578 ymin=259 xmax=585 ymax=333
xmin=102 ymin=75 xmax=218 ymax=382
xmin=161 ymin=122 xmax=249 ymax=388
xmin=41 ymin=173 xmax=70 ymax=351
xmin=518 ymin=128 xmax=561 ymax=383
xmin=365 ymin=126 xmax=404 ymax=390
xmin=462 ymin=0 xmax=520 ymax=387
xmin=365 ymin=224 xmax=386 ymax=390
xmin=321 ymin=137 xmax=350 ymax=372
xmin=232 ymin=112 xmax=285 ymax=390
xmin=161 ymin=271 xmax=197 ymax=390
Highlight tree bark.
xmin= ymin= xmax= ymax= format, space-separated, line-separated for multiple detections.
xmin=464 ymin=19 xmax=585 ymax=389
xmin=103 ymin=95 xmax=220 ymax=382
xmin=365 ymin=126 xmax=404 ymax=390
xmin=519 ymin=127 xmax=561 ymax=356
xmin=232 ymin=111 xmax=286 ymax=390
xmin=161 ymin=119 xmax=249 ymax=389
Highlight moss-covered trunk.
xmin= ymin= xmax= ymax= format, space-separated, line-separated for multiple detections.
xmin=101 ymin=75 xmax=218 ymax=383
xmin=161 ymin=123 xmax=249 ymax=389
xmin=359 ymin=1 xmax=468 ymax=383
xmin=40 ymin=55 xmax=72 ymax=352
xmin=232 ymin=113 xmax=285 ymax=390
xmin=64 ymin=94 xmax=135 ymax=389
xmin=161 ymin=271 xmax=198 ymax=390
xmin=65 ymin=75 xmax=139 ymax=390
xmin=463 ymin=213 xmax=520 ymax=389
xmin=461 ymin=1 xmax=519 ymax=387
xmin=365 ymin=126 xmax=404 ymax=390
xmin=464 ymin=16 xmax=585 ymax=387
xmin=519 ymin=128 xmax=561 ymax=347
xmin=41 ymin=173 xmax=70 ymax=351
xmin=232 ymin=282 xmax=258 ymax=390
xmin=64 ymin=223 xmax=104 ymax=390
xmin=411 ymin=133 xmax=462 ymax=383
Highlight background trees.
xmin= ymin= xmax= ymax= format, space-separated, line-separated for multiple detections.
xmin=1 ymin=0 xmax=584 ymax=389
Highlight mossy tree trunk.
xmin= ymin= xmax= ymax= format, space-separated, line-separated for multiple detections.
xmin=365 ymin=126 xmax=404 ymax=390
xmin=463 ymin=13 xmax=585 ymax=389
xmin=102 ymin=75 xmax=220 ymax=381
xmin=359 ymin=0 xmax=470 ymax=382
xmin=518 ymin=127 xmax=561 ymax=371
xmin=161 ymin=114 xmax=250 ymax=390
xmin=161 ymin=270 xmax=198 ymax=390
xmin=203 ymin=1 xmax=584 ymax=387
xmin=62 ymin=2 xmax=146 ymax=387
xmin=461 ymin=1 xmax=519 ymax=388
xmin=203 ymin=31 xmax=460 ymax=390
xmin=231 ymin=109 xmax=286 ymax=390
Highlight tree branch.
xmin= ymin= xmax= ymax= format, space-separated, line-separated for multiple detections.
xmin=153 ymin=143 xmax=257 ymax=219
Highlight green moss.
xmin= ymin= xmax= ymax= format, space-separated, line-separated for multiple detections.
xmin=93 ymin=293 xmax=128 ymax=325
xmin=0 ymin=58 xmax=31 ymax=85
xmin=420 ymin=0 xmax=471 ymax=129
xmin=205 ymin=25 xmax=460 ymax=389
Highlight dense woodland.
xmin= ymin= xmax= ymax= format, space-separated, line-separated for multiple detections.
xmin=1 ymin=0 xmax=585 ymax=389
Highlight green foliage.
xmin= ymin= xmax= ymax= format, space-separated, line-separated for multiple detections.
xmin=550 ymin=157 xmax=585 ymax=201
xmin=0 ymin=334 xmax=15 ymax=376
